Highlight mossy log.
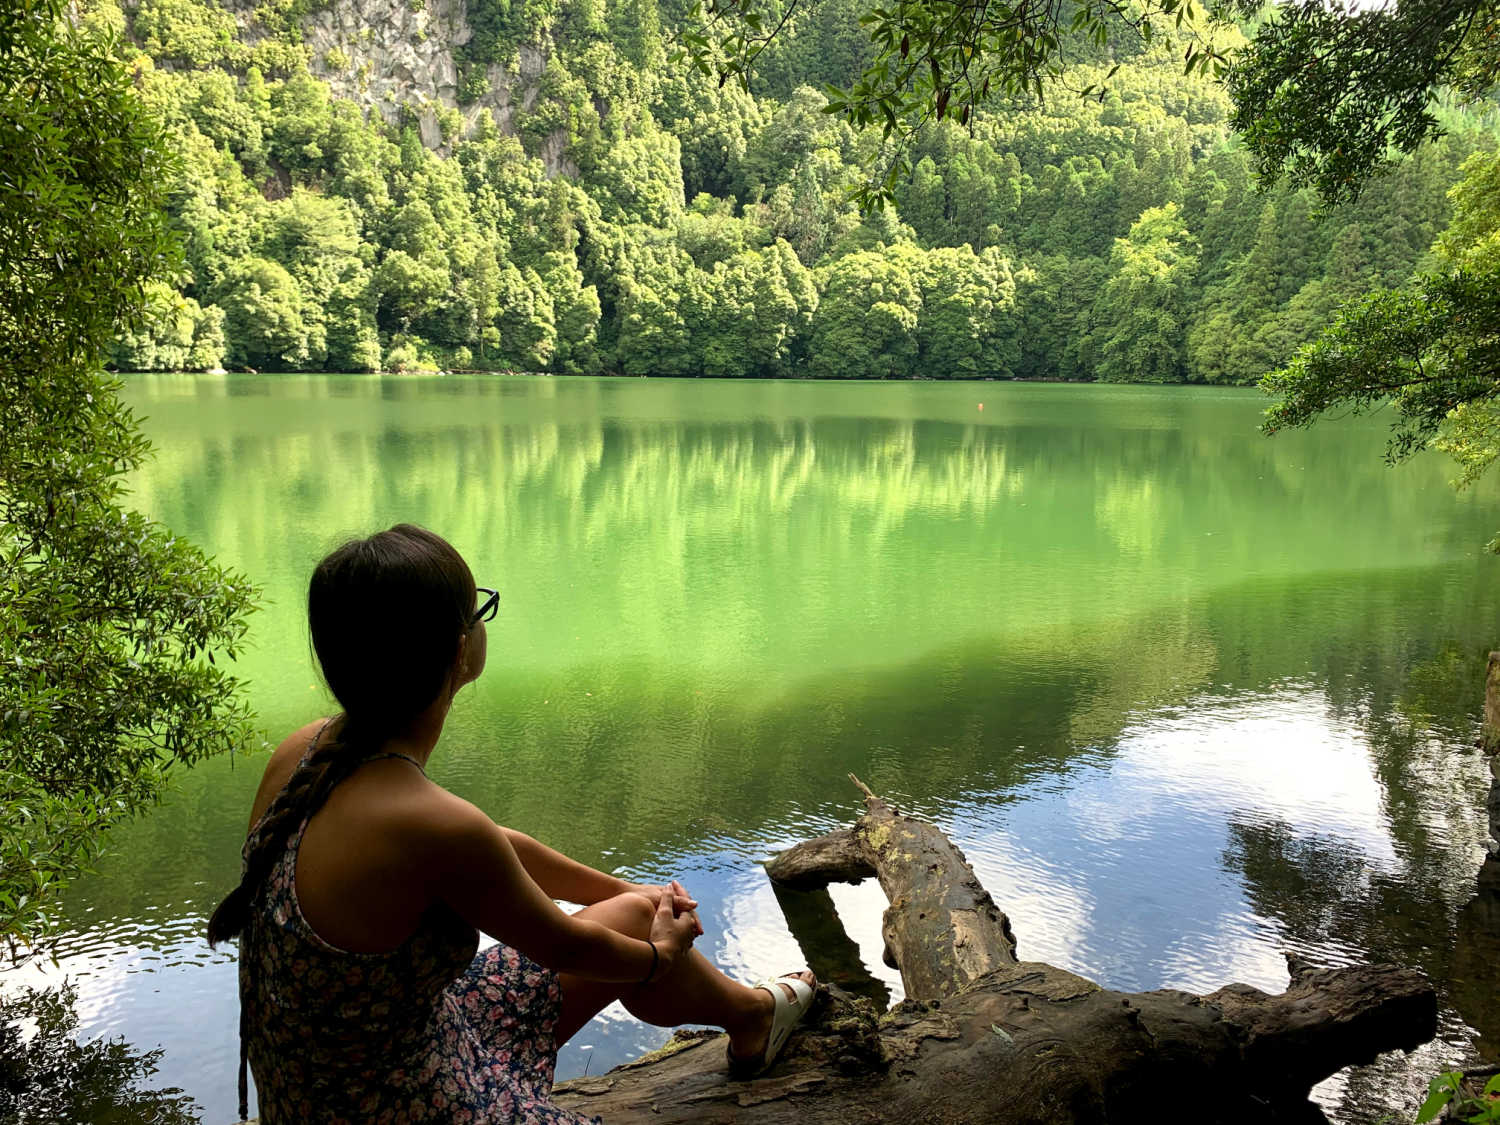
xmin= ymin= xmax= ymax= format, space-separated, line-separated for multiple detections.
xmin=554 ymin=776 xmax=1436 ymax=1124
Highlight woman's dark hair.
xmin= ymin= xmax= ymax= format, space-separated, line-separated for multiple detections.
xmin=207 ymin=524 xmax=474 ymax=948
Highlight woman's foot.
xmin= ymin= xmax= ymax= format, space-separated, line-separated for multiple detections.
xmin=726 ymin=970 xmax=817 ymax=1073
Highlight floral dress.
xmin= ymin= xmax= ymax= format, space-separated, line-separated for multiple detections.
xmin=239 ymin=755 xmax=601 ymax=1125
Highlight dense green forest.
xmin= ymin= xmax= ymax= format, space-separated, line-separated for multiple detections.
xmin=97 ymin=0 xmax=1497 ymax=380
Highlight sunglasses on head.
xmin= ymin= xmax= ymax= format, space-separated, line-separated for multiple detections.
xmin=471 ymin=587 xmax=499 ymax=626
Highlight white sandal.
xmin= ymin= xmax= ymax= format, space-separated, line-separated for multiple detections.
xmin=726 ymin=971 xmax=817 ymax=1079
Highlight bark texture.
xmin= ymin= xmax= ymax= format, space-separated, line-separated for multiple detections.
xmin=1483 ymin=651 xmax=1500 ymax=753
xmin=1482 ymin=652 xmax=1500 ymax=890
xmin=555 ymin=776 xmax=1436 ymax=1124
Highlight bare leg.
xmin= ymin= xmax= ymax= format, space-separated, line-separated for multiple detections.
xmin=554 ymin=892 xmax=814 ymax=1060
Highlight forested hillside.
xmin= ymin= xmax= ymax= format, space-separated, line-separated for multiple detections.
xmin=96 ymin=0 xmax=1497 ymax=379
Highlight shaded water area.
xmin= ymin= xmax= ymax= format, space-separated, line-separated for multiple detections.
xmin=8 ymin=375 xmax=1500 ymax=1123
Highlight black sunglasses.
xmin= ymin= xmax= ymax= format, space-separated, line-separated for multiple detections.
xmin=471 ymin=586 xmax=499 ymax=626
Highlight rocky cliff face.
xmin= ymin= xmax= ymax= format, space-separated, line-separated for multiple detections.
xmin=236 ymin=0 xmax=573 ymax=173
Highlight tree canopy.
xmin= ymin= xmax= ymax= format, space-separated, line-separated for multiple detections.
xmin=1262 ymin=149 xmax=1500 ymax=548
xmin=1228 ymin=0 xmax=1500 ymax=204
xmin=1229 ymin=0 xmax=1500 ymax=549
xmin=0 ymin=0 xmax=257 ymax=953
xmin=682 ymin=0 xmax=1227 ymax=204
xmin=679 ymin=0 xmax=1500 ymax=515
xmin=85 ymin=0 xmax=1493 ymax=390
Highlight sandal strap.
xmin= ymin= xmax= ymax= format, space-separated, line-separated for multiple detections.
xmin=757 ymin=974 xmax=814 ymax=1007
xmin=758 ymin=974 xmax=813 ymax=1050
xmin=730 ymin=972 xmax=816 ymax=1080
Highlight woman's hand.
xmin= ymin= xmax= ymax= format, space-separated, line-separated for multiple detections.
xmin=625 ymin=880 xmax=704 ymax=937
xmin=668 ymin=879 xmax=704 ymax=938
xmin=647 ymin=881 xmax=702 ymax=978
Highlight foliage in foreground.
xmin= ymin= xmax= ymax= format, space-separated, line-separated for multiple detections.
xmin=1225 ymin=0 xmax=1500 ymax=206
xmin=683 ymin=0 xmax=1229 ymax=207
xmin=0 ymin=983 xmax=203 ymax=1124
xmin=1416 ymin=1069 xmax=1500 ymax=1123
xmin=1263 ymin=150 xmax=1500 ymax=550
xmin=0 ymin=1 xmax=257 ymax=954
xmin=688 ymin=0 xmax=1498 ymax=208
xmin=1208 ymin=0 xmax=1500 ymax=549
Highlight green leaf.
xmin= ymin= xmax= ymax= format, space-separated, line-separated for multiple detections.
xmin=1416 ymin=1072 xmax=1462 ymax=1123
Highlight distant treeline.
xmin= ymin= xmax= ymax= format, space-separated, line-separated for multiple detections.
xmin=95 ymin=0 xmax=1496 ymax=380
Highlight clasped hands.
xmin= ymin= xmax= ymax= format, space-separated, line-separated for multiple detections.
xmin=623 ymin=879 xmax=703 ymax=979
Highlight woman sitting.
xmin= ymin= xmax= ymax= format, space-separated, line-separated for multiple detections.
xmin=208 ymin=523 xmax=815 ymax=1124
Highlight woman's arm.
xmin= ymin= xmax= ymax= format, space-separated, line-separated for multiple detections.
xmin=430 ymin=795 xmax=697 ymax=982
xmin=501 ymin=827 xmax=632 ymax=906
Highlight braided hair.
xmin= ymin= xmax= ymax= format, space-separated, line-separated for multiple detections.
xmin=207 ymin=523 xmax=475 ymax=947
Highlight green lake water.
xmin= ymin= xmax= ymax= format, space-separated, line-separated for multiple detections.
xmin=10 ymin=375 xmax=1500 ymax=1123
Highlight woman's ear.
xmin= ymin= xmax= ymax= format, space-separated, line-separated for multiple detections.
xmin=453 ymin=632 xmax=469 ymax=683
xmin=451 ymin=626 xmax=486 ymax=691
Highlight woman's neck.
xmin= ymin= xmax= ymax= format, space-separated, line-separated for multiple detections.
xmin=370 ymin=694 xmax=450 ymax=771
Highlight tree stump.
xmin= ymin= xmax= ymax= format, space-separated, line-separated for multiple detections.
xmin=555 ymin=776 xmax=1436 ymax=1124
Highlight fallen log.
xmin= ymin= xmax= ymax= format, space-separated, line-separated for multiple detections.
xmin=555 ymin=776 xmax=1436 ymax=1124
xmin=1483 ymin=651 xmax=1500 ymax=753
xmin=1480 ymin=652 xmax=1500 ymax=889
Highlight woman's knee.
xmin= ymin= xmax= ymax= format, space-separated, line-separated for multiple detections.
xmin=618 ymin=890 xmax=656 ymax=936
xmin=587 ymin=890 xmax=654 ymax=939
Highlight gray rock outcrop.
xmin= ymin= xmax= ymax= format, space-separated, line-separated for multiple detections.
xmin=221 ymin=0 xmax=576 ymax=173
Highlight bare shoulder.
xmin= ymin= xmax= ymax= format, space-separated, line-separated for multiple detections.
xmin=394 ymin=785 xmax=516 ymax=878
xmin=246 ymin=717 xmax=335 ymax=831
xmin=406 ymin=784 xmax=499 ymax=847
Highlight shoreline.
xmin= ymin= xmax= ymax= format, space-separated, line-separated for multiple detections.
xmin=109 ymin=368 xmax=1267 ymax=388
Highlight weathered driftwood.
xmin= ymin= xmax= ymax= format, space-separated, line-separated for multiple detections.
xmin=1482 ymin=652 xmax=1500 ymax=889
xmin=555 ymin=776 xmax=1436 ymax=1124
xmin=1483 ymin=651 xmax=1500 ymax=754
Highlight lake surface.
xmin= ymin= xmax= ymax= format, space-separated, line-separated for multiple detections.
xmin=9 ymin=375 xmax=1500 ymax=1123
